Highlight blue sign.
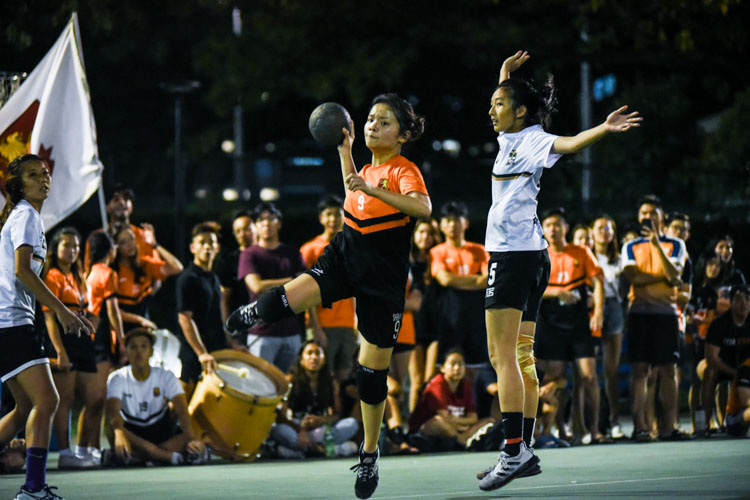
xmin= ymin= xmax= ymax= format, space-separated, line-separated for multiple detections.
xmin=593 ymin=74 xmax=617 ymax=102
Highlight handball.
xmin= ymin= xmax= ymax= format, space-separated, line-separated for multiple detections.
xmin=308 ymin=102 xmax=351 ymax=146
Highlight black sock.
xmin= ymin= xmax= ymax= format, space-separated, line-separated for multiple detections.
xmin=255 ymin=286 xmax=295 ymax=322
xmin=502 ymin=412 xmax=523 ymax=456
xmin=523 ymin=417 xmax=536 ymax=448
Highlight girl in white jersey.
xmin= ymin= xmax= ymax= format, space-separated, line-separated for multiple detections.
xmin=478 ymin=52 xmax=641 ymax=492
xmin=0 ymin=154 xmax=93 ymax=500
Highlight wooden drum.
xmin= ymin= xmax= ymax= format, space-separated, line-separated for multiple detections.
xmin=188 ymin=349 xmax=290 ymax=462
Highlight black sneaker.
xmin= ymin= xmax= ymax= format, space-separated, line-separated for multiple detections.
xmin=225 ymin=301 xmax=261 ymax=337
xmin=350 ymin=446 xmax=379 ymax=499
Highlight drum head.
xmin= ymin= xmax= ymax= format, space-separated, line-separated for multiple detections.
xmin=216 ymin=360 xmax=278 ymax=398
xmin=150 ymin=329 xmax=182 ymax=378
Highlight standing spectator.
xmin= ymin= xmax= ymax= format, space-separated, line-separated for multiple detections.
xmin=271 ymin=340 xmax=359 ymax=458
xmin=0 ymin=154 xmax=92 ymax=500
xmin=409 ymin=218 xmax=441 ymax=413
xmin=713 ymin=235 xmax=746 ymax=287
xmin=430 ymin=201 xmax=489 ymax=376
xmin=86 ymin=230 xmax=125 ymax=459
xmin=572 ymin=224 xmax=593 ymax=250
xmin=111 ymin=225 xmax=183 ymax=334
xmin=215 ymin=210 xmax=255 ymax=322
xmin=237 ymin=202 xmax=307 ymax=373
xmin=535 ymin=208 xmax=607 ymax=444
xmin=591 ymin=215 xmax=625 ymax=439
xmin=42 ymin=228 xmax=100 ymax=468
xmin=176 ymin=222 xmax=242 ymax=399
xmin=622 ymin=195 xmax=689 ymax=442
xmin=300 ymin=195 xmax=357 ymax=383
xmin=701 ymin=284 xmax=750 ymax=436
xmin=104 ymin=328 xmax=208 ymax=466
xmin=104 ymin=185 xmax=162 ymax=262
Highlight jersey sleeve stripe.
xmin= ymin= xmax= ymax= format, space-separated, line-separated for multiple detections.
xmin=343 ymin=209 xmax=408 ymax=228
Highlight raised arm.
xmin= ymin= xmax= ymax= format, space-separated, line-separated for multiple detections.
xmin=338 ymin=126 xmax=357 ymax=192
xmin=498 ymin=50 xmax=530 ymax=84
xmin=552 ymin=106 xmax=642 ymax=155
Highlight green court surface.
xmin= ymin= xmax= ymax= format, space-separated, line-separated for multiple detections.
xmin=1 ymin=438 xmax=748 ymax=499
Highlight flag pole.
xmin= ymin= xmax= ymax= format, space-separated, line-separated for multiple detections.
xmin=97 ymin=178 xmax=108 ymax=232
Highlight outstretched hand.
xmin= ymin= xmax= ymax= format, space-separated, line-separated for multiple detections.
xmin=338 ymin=121 xmax=355 ymax=154
xmin=499 ymin=50 xmax=530 ymax=83
xmin=604 ymin=106 xmax=642 ymax=133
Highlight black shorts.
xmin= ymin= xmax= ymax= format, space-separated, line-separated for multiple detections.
xmin=393 ymin=342 xmax=415 ymax=355
xmin=485 ymin=250 xmax=550 ymax=323
xmin=627 ymin=312 xmax=680 ymax=365
xmin=93 ymin=313 xmax=121 ymax=366
xmin=306 ymin=243 xmax=405 ymax=349
xmin=49 ymin=329 xmax=97 ymax=373
xmin=0 ymin=324 xmax=49 ymax=382
xmin=535 ymin=317 xmax=596 ymax=362
xmin=124 ymin=410 xmax=178 ymax=445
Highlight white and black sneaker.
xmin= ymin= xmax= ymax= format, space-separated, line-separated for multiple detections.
xmin=14 ymin=484 xmax=65 ymax=500
xmin=478 ymin=442 xmax=539 ymax=491
xmin=225 ymin=301 xmax=261 ymax=337
xmin=350 ymin=446 xmax=379 ymax=499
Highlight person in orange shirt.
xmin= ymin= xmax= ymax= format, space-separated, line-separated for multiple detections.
xmin=622 ymin=195 xmax=688 ymax=442
xmin=535 ymin=208 xmax=607 ymax=444
xmin=105 ymin=185 xmax=164 ymax=262
xmin=42 ymin=227 xmax=99 ymax=468
xmin=430 ymin=201 xmax=489 ymax=377
xmin=300 ymin=195 xmax=357 ymax=384
xmin=226 ymin=93 xmax=431 ymax=499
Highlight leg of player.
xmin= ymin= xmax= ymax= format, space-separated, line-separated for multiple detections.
xmin=351 ymin=338 xmax=392 ymax=499
xmin=479 ymin=308 xmax=538 ymax=491
xmin=518 ymin=322 xmax=542 ymax=476
xmin=225 ymin=274 xmax=321 ymax=335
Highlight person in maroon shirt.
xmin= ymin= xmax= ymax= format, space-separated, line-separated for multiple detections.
xmin=409 ymin=349 xmax=496 ymax=447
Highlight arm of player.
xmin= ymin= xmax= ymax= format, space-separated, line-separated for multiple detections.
xmin=552 ymin=106 xmax=642 ymax=155
xmin=346 ymin=172 xmax=432 ymax=219
xmin=338 ymin=126 xmax=358 ymax=192
xmin=498 ymin=50 xmax=530 ymax=84
xmin=106 ymin=397 xmax=133 ymax=461
xmin=15 ymin=246 xmax=93 ymax=336
xmin=177 ymin=311 xmax=216 ymax=374
xmin=171 ymin=393 xmax=207 ymax=455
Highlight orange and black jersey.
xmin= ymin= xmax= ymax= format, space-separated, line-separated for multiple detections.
xmin=43 ymin=268 xmax=88 ymax=315
xmin=541 ymin=244 xmax=602 ymax=331
xmin=87 ymin=263 xmax=119 ymax=318
xmin=113 ymin=256 xmax=168 ymax=316
xmin=340 ymin=155 xmax=429 ymax=296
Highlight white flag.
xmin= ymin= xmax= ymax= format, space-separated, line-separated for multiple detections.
xmin=0 ymin=13 xmax=103 ymax=230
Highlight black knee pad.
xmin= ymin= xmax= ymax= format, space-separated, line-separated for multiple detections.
xmin=355 ymin=362 xmax=389 ymax=405
xmin=256 ymin=286 xmax=294 ymax=322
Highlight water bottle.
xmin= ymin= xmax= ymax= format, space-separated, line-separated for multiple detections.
xmin=324 ymin=424 xmax=335 ymax=458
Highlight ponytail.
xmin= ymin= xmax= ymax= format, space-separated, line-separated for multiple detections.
xmin=498 ymin=75 xmax=558 ymax=130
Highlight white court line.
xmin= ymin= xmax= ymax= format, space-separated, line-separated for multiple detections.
xmin=376 ymin=471 xmax=750 ymax=499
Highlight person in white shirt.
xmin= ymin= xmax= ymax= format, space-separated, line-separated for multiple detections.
xmin=105 ymin=328 xmax=208 ymax=466
xmin=0 ymin=154 xmax=93 ymax=500
xmin=478 ymin=51 xmax=641 ymax=492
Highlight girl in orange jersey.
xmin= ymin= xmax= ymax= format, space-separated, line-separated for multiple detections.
xmin=86 ymin=230 xmax=125 ymax=459
xmin=42 ymin=227 xmax=100 ymax=468
xmin=0 ymin=154 xmax=93 ymax=500
xmin=227 ymin=94 xmax=430 ymax=499
xmin=111 ymin=225 xmax=182 ymax=333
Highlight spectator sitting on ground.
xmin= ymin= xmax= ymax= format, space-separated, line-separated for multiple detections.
xmin=104 ymin=328 xmax=209 ymax=466
xmin=408 ymin=349 xmax=499 ymax=450
xmin=725 ymin=340 xmax=750 ymax=438
xmin=270 ymin=340 xmax=359 ymax=458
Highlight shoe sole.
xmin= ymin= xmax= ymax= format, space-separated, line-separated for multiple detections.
xmin=477 ymin=462 xmax=542 ymax=480
xmin=479 ymin=454 xmax=540 ymax=491
xmin=354 ymin=478 xmax=379 ymax=499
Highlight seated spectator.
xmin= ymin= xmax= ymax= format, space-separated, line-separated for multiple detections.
xmin=572 ymin=224 xmax=593 ymax=250
xmin=42 ymin=227 xmax=101 ymax=468
xmin=725 ymin=352 xmax=750 ymax=438
xmin=700 ymin=284 xmax=750 ymax=436
xmin=0 ymin=439 xmax=25 ymax=474
xmin=104 ymin=328 xmax=209 ymax=466
xmin=271 ymin=340 xmax=359 ymax=458
xmin=473 ymin=362 xmax=501 ymax=421
xmin=409 ymin=349 xmax=499 ymax=450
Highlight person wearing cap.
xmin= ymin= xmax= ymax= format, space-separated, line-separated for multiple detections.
xmin=104 ymin=328 xmax=208 ymax=466
xmin=701 ymin=284 xmax=750 ymax=436
xmin=236 ymin=202 xmax=307 ymax=373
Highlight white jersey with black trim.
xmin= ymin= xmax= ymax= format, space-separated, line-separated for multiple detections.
xmin=106 ymin=365 xmax=183 ymax=427
xmin=484 ymin=125 xmax=561 ymax=252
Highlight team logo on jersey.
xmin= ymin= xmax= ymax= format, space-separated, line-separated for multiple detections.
xmin=378 ymin=179 xmax=388 ymax=189
xmin=153 ymin=387 xmax=160 ymax=397
xmin=574 ymin=259 xmax=579 ymax=267
xmin=505 ymin=149 xmax=518 ymax=167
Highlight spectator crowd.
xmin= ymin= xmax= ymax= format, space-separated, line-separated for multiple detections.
xmin=1 ymin=186 xmax=748 ymax=473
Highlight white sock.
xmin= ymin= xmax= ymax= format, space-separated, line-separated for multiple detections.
xmin=170 ymin=451 xmax=183 ymax=465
